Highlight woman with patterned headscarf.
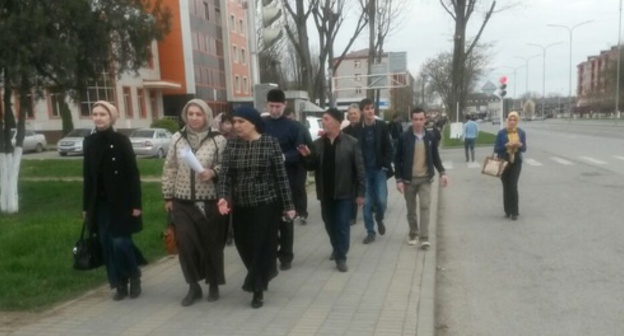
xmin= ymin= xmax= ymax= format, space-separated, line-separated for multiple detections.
xmin=494 ymin=111 xmax=527 ymax=221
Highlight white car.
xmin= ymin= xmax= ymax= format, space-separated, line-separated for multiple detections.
xmin=305 ymin=116 xmax=324 ymax=141
xmin=11 ymin=129 xmax=47 ymax=153
xmin=129 ymin=128 xmax=173 ymax=158
xmin=57 ymin=128 xmax=94 ymax=156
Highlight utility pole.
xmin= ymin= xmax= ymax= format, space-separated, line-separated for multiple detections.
xmin=528 ymin=42 xmax=563 ymax=117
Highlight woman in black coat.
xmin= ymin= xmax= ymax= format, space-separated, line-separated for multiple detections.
xmin=82 ymin=100 xmax=146 ymax=301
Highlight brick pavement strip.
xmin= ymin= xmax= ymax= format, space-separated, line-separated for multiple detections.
xmin=2 ymin=181 xmax=441 ymax=336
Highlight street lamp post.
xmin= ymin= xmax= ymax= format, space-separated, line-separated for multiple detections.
xmin=528 ymin=42 xmax=563 ymax=117
xmin=616 ymin=0 xmax=622 ymax=122
xmin=513 ymin=55 xmax=541 ymax=97
xmin=547 ymin=20 xmax=593 ymax=120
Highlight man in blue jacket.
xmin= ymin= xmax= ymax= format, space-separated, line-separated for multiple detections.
xmin=394 ymin=107 xmax=448 ymax=250
xmin=263 ymin=88 xmax=303 ymax=270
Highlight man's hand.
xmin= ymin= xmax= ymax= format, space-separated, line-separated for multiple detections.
xmin=297 ymin=145 xmax=311 ymax=157
xmin=217 ymin=198 xmax=230 ymax=215
xmin=440 ymin=175 xmax=449 ymax=188
xmin=356 ymin=197 xmax=365 ymax=206
xmin=132 ymin=209 xmax=142 ymax=217
xmin=396 ymin=182 xmax=405 ymax=194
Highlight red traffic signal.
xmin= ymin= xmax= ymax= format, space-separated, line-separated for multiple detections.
xmin=499 ymin=76 xmax=508 ymax=85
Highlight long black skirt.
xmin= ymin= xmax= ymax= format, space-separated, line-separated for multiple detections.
xmin=173 ymin=200 xmax=227 ymax=285
xmin=232 ymin=201 xmax=280 ymax=293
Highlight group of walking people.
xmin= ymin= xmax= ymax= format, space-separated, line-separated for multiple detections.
xmin=81 ymin=87 xmax=526 ymax=309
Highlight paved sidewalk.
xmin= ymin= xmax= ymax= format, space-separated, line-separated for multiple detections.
xmin=2 ymin=183 xmax=440 ymax=336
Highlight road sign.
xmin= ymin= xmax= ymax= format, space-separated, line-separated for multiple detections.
xmin=482 ymin=81 xmax=497 ymax=95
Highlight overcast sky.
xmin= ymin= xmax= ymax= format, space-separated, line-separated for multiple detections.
xmin=329 ymin=0 xmax=621 ymax=97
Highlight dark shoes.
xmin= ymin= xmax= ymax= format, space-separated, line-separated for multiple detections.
xmin=251 ymin=291 xmax=264 ymax=309
xmin=181 ymin=283 xmax=203 ymax=307
xmin=336 ymin=260 xmax=348 ymax=272
xmin=206 ymin=284 xmax=219 ymax=302
xmin=280 ymin=261 xmax=292 ymax=271
xmin=377 ymin=222 xmax=386 ymax=236
xmin=129 ymin=278 xmax=141 ymax=299
xmin=113 ymin=284 xmax=128 ymax=301
xmin=511 ymin=215 xmax=518 ymax=221
xmin=363 ymin=234 xmax=375 ymax=244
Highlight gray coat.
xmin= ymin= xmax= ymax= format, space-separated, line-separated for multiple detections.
xmin=304 ymin=133 xmax=366 ymax=201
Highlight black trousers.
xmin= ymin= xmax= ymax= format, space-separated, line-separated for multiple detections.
xmin=277 ymin=165 xmax=300 ymax=264
xmin=292 ymin=165 xmax=309 ymax=218
xmin=501 ymin=158 xmax=522 ymax=216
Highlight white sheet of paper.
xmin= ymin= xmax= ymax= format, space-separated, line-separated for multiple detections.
xmin=181 ymin=147 xmax=205 ymax=173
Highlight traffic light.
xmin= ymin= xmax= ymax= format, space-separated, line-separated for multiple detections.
xmin=499 ymin=76 xmax=508 ymax=98
xmin=262 ymin=0 xmax=283 ymax=49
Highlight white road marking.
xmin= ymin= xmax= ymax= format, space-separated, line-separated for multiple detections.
xmin=579 ymin=156 xmax=607 ymax=165
xmin=612 ymin=155 xmax=624 ymax=161
xmin=524 ymin=158 xmax=543 ymax=166
xmin=467 ymin=162 xmax=481 ymax=169
xmin=550 ymin=157 xmax=573 ymax=165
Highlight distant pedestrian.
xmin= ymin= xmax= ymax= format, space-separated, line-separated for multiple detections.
xmin=162 ymin=99 xmax=228 ymax=307
xmin=297 ymin=108 xmax=366 ymax=272
xmin=218 ymin=113 xmax=235 ymax=140
xmin=82 ymin=101 xmax=147 ymax=301
xmin=463 ymin=116 xmax=479 ymax=162
xmin=217 ymin=106 xmax=295 ymax=309
xmin=394 ymin=107 xmax=448 ymax=250
xmin=494 ymin=111 xmax=526 ymax=221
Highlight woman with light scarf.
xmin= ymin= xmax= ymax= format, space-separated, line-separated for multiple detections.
xmin=494 ymin=111 xmax=527 ymax=220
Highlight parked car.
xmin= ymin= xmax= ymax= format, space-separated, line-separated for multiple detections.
xmin=57 ymin=128 xmax=94 ymax=156
xmin=10 ymin=129 xmax=47 ymax=153
xmin=129 ymin=128 xmax=172 ymax=158
xmin=491 ymin=117 xmax=501 ymax=125
xmin=305 ymin=116 xmax=324 ymax=142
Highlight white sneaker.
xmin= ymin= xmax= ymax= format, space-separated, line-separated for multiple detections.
xmin=407 ymin=233 xmax=418 ymax=246
xmin=420 ymin=240 xmax=430 ymax=250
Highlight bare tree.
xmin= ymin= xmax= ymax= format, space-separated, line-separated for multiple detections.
xmin=421 ymin=43 xmax=492 ymax=116
xmin=312 ymin=0 xmax=369 ymax=107
xmin=365 ymin=0 xmax=407 ymax=106
xmin=283 ymin=0 xmax=316 ymax=93
xmin=439 ymin=0 xmax=500 ymax=121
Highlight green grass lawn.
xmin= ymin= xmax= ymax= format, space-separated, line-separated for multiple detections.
xmin=441 ymin=125 xmax=497 ymax=148
xmin=20 ymin=158 xmax=165 ymax=179
xmin=0 ymin=181 xmax=167 ymax=311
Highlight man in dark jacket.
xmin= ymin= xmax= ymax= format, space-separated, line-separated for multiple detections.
xmin=358 ymin=98 xmax=394 ymax=244
xmin=342 ymin=103 xmax=362 ymax=225
xmin=298 ymin=108 xmax=365 ymax=272
xmin=394 ymin=107 xmax=448 ymax=250
xmin=284 ymin=108 xmax=312 ymax=224
xmin=263 ymin=88 xmax=303 ymax=271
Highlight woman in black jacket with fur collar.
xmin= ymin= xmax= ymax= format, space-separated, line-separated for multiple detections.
xmin=82 ymin=101 xmax=146 ymax=301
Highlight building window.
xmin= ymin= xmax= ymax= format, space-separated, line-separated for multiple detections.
xmin=243 ymin=77 xmax=248 ymax=93
xmin=13 ymin=92 xmax=34 ymax=119
xmin=214 ymin=0 xmax=221 ymax=25
xmin=354 ymin=60 xmax=361 ymax=68
xmin=47 ymin=88 xmax=64 ymax=118
xmin=150 ymin=91 xmax=158 ymax=119
xmin=137 ymin=88 xmax=147 ymax=118
xmin=230 ymin=15 xmax=235 ymax=31
xmin=238 ymin=19 xmax=244 ymax=35
xmin=235 ymin=75 xmax=240 ymax=93
xmin=80 ymin=72 xmax=116 ymax=117
xmin=233 ymin=45 xmax=238 ymax=63
xmin=147 ymin=44 xmax=154 ymax=69
xmin=203 ymin=1 xmax=209 ymax=20
xmin=241 ymin=48 xmax=246 ymax=64
xmin=123 ymin=87 xmax=133 ymax=119
xmin=355 ymin=88 xmax=362 ymax=94
xmin=355 ymin=73 xmax=361 ymax=82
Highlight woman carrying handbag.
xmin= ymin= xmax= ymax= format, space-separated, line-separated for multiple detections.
xmin=82 ymin=101 xmax=146 ymax=301
xmin=494 ymin=111 xmax=527 ymax=221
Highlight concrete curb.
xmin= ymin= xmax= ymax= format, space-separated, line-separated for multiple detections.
xmin=416 ymin=178 xmax=440 ymax=336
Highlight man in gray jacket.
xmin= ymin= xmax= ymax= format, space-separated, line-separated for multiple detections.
xmin=297 ymin=108 xmax=366 ymax=272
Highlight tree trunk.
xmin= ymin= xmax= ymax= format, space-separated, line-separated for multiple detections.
xmin=60 ymin=93 xmax=74 ymax=136
xmin=366 ymin=0 xmax=376 ymax=100
xmin=451 ymin=3 xmax=466 ymax=122
xmin=0 ymin=67 xmax=20 ymax=214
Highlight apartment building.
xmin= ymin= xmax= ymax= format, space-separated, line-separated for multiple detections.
xmin=576 ymin=45 xmax=619 ymax=107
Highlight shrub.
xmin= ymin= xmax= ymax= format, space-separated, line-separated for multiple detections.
xmin=151 ymin=118 xmax=180 ymax=133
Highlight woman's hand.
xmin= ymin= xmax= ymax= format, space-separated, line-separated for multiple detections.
xmin=198 ymin=169 xmax=215 ymax=182
xmin=217 ymin=198 xmax=230 ymax=215
xmin=165 ymin=200 xmax=173 ymax=212
xmin=285 ymin=210 xmax=296 ymax=220
xmin=132 ymin=209 xmax=142 ymax=217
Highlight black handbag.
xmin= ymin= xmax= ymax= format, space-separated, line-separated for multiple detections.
xmin=73 ymin=220 xmax=104 ymax=271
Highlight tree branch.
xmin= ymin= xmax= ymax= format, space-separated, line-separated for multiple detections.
xmin=465 ymin=1 xmax=495 ymax=56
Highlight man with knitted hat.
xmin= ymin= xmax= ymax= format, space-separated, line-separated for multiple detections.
xmin=298 ymin=108 xmax=365 ymax=272
xmin=263 ymin=88 xmax=304 ymax=271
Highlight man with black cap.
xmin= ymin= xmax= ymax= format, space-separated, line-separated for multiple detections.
xmin=263 ymin=88 xmax=304 ymax=271
xmin=297 ymin=108 xmax=365 ymax=272
xmin=284 ymin=108 xmax=312 ymax=224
